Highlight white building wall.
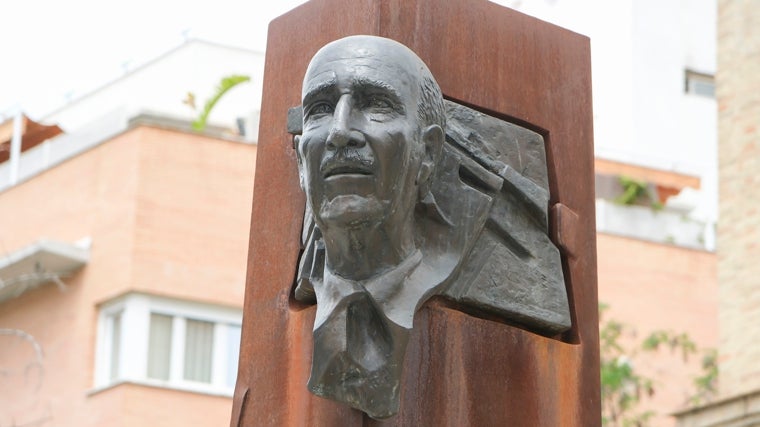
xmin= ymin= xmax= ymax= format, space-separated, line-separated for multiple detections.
xmin=501 ymin=0 xmax=715 ymax=173
xmin=42 ymin=40 xmax=265 ymax=140
xmin=1 ymin=40 xmax=265 ymax=192
xmin=500 ymin=0 xmax=718 ymax=248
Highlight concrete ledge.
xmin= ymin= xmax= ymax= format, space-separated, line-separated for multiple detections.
xmin=0 ymin=238 xmax=90 ymax=303
xmin=675 ymin=389 xmax=760 ymax=427
xmin=596 ymin=199 xmax=710 ymax=250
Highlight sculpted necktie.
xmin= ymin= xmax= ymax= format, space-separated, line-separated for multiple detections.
xmin=308 ymin=253 xmax=421 ymax=419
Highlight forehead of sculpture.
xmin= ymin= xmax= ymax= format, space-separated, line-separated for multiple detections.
xmin=302 ymin=36 xmax=429 ymax=100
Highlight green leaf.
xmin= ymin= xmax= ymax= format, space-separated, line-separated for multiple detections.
xmin=192 ymin=74 xmax=251 ymax=132
xmin=599 ymin=301 xmax=716 ymax=424
xmin=614 ymin=175 xmax=649 ymax=205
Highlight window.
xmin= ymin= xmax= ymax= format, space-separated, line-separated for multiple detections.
xmin=95 ymin=293 xmax=242 ymax=396
xmin=147 ymin=313 xmax=172 ymax=380
xmin=106 ymin=311 xmax=122 ymax=381
xmin=685 ymin=69 xmax=715 ymax=98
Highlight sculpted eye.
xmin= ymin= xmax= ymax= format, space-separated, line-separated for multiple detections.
xmin=306 ymin=102 xmax=334 ymax=118
xmin=365 ymin=95 xmax=394 ymax=110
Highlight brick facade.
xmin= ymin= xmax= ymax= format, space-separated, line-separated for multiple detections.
xmin=0 ymin=126 xmax=255 ymax=427
xmin=676 ymin=1 xmax=760 ymax=425
xmin=716 ymin=0 xmax=760 ymax=398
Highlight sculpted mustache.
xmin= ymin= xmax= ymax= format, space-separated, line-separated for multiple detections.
xmin=320 ymin=149 xmax=374 ymax=171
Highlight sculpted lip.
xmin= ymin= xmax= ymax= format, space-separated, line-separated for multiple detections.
xmin=322 ymin=163 xmax=373 ymax=179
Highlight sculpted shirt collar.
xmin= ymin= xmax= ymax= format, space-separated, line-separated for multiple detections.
xmin=314 ymin=249 xmax=423 ymax=330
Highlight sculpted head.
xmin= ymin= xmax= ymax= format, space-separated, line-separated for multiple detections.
xmin=296 ymin=35 xmax=445 ymax=277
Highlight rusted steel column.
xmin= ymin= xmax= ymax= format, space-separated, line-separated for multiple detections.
xmin=231 ymin=1 xmax=599 ymax=425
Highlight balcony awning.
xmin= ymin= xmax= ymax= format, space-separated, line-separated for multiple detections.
xmin=0 ymin=114 xmax=63 ymax=163
xmin=0 ymin=239 xmax=89 ymax=303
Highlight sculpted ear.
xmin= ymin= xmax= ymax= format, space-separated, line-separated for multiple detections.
xmin=417 ymin=125 xmax=444 ymax=186
xmin=294 ymin=135 xmax=306 ymax=190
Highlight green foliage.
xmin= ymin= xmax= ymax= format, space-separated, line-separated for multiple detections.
xmin=641 ymin=330 xmax=697 ymax=360
xmin=600 ymin=304 xmax=655 ymax=427
xmin=691 ymin=349 xmax=718 ymax=405
xmin=188 ymin=74 xmax=251 ymax=132
xmin=615 ymin=176 xmax=649 ymax=206
xmin=599 ymin=304 xmax=718 ymax=426
xmin=613 ymin=175 xmax=668 ymax=212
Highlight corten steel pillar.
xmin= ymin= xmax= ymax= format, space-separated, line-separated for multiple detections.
xmin=231 ymin=0 xmax=599 ymax=426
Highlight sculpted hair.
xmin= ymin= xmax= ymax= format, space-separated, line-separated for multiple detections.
xmin=417 ymin=75 xmax=446 ymax=131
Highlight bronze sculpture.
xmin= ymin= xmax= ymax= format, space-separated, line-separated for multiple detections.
xmin=292 ymin=35 xmax=570 ymax=419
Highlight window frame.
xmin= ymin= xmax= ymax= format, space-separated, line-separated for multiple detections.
xmin=94 ymin=293 xmax=242 ymax=397
xmin=684 ymin=69 xmax=715 ymax=98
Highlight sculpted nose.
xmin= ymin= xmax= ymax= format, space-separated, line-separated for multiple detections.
xmin=327 ymin=95 xmax=366 ymax=149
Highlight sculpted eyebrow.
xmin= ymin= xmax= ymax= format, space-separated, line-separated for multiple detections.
xmin=353 ymin=77 xmax=405 ymax=114
xmin=353 ymin=77 xmax=402 ymax=100
xmin=303 ymin=78 xmax=337 ymax=105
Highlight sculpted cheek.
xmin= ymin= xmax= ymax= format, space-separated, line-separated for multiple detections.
xmin=299 ymin=136 xmax=325 ymax=191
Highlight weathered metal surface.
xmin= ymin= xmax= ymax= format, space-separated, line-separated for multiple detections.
xmin=231 ymin=0 xmax=599 ymax=425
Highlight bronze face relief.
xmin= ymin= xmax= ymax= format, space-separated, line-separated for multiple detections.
xmin=293 ymin=35 xmax=571 ymax=419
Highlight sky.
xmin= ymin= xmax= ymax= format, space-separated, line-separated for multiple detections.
xmin=0 ymin=0 xmax=309 ymax=119
xmin=1 ymin=0 xmax=565 ymax=122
